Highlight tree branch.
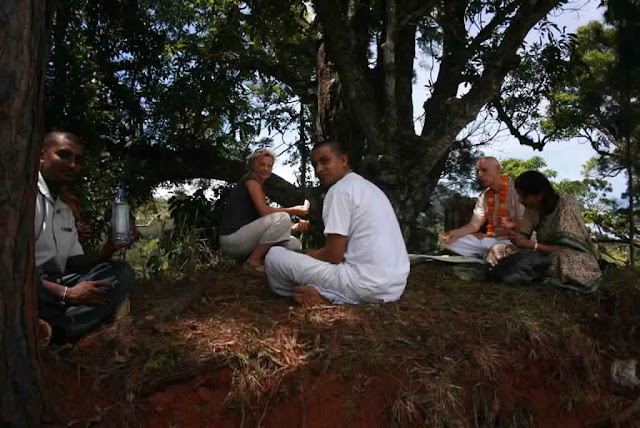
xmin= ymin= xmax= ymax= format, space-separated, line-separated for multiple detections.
xmin=313 ymin=0 xmax=383 ymax=151
xmin=427 ymin=0 xmax=561 ymax=168
xmin=106 ymin=143 xmax=305 ymax=206
xmin=381 ymin=0 xmax=398 ymax=140
xmin=421 ymin=0 xmax=468 ymax=122
xmin=398 ymin=0 xmax=438 ymax=27
xmin=492 ymin=98 xmax=547 ymax=150
xmin=466 ymin=1 xmax=520 ymax=54
xmin=395 ymin=24 xmax=417 ymax=132
xmin=223 ymin=51 xmax=315 ymax=101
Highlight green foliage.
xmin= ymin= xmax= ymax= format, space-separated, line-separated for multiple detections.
xmin=442 ymin=139 xmax=486 ymax=193
xmin=136 ymin=198 xmax=171 ymax=232
xmin=156 ymin=223 xmax=213 ymax=274
xmin=544 ymin=18 xmax=639 ymax=260
xmin=46 ymin=0 xmax=315 ymax=211
xmin=123 ymin=193 xmax=239 ymax=278
xmin=144 ymin=344 xmax=181 ymax=373
xmin=501 ymin=156 xmax=557 ymax=181
xmin=500 ymin=11 xmax=640 ymax=263
xmin=499 ymin=157 xmax=586 ymax=198
xmin=541 ymin=21 xmax=622 ymax=146
xmin=128 ymin=222 xmax=230 ymax=279
xmin=45 ymin=0 xmax=320 ymax=252
xmin=168 ymin=188 xmax=217 ymax=232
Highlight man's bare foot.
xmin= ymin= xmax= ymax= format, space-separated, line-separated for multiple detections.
xmin=38 ymin=319 xmax=52 ymax=349
xmin=294 ymin=285 xmax=330 ymax=306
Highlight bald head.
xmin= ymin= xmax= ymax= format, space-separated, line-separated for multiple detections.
xmin=476 ymin=157 xmax=500 ymax=171
xmin=476 ymin=157 xmax=502 ymax=189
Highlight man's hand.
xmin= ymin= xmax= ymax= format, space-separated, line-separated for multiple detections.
xmin=305 ymin=234 xmax=347 ymax=264
xmin=106 ymin=219 xmax=138 ymax=251
xmin=499 ymin=216 xmax=517 ymax=231
xmin=441 ymin=229 xmax=463 ymax=245
xmin=291 ymin=220 xmax=309 ymax=232
xmin=65 ymin=280 xmax=111 ymax=305
xmin=507 ymin=230 xmax=533 ymax=249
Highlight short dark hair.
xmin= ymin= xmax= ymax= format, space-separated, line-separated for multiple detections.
xmin=311 ymin=139 xmax=347 ymax=156
xmin=42 ymin=131 xmax=84 ymax=150
xmin=515 ymin=170 xmax=559 ymax=214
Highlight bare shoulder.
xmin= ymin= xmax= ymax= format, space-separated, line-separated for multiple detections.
xmin=245 ymin=178 xmax=261 ymax=190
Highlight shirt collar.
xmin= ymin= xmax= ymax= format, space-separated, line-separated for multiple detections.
xmin=38 ymin=172 xmax=55 ymax=203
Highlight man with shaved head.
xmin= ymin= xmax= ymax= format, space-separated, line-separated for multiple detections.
xmin=440 ymin=157 xmax=524 ymax=259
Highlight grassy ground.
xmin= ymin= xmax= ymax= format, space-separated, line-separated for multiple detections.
xmin=41 ymin=259 xmax=640 ymax=427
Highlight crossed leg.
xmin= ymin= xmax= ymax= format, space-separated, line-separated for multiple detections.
xmin=265 ymin=247 xmax=361 ymax=305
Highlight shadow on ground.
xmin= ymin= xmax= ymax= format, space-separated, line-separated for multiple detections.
xmin=41 ymin=262 xmax=640 ymax=427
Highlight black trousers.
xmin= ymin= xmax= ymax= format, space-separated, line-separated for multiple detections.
xmin=38 ymin=261 xmax=134 ymax=342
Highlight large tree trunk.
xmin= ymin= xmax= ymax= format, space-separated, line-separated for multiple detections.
xmin=312 ymin=0 xmax=562 ymax=253
xmin=0 ymin=0 xmax=55 ymax=425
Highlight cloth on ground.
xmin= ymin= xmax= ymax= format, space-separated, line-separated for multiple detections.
xmin=408 ymin=254 xmax=487 ymax=281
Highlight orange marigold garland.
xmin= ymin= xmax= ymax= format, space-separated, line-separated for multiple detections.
xmin=486 ymin=175 xmax=508 ymax=236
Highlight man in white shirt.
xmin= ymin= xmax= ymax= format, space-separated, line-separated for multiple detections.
xmin=36 ymin=131 xmax=135 ymax=344
xmin=440 ymin=157 xmax=524 ymax=259
xmin=264 ymin=140 xmax=410 ymax=305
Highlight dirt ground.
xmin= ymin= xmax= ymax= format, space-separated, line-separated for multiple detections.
xmin=40 ymin=263 xmax=640 ymax=427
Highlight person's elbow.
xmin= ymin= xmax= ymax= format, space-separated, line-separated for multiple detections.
xmin=327 ymin=253 xmax=344 ymax=264
xmin=325 ymin=248 xmax=345 ymax=264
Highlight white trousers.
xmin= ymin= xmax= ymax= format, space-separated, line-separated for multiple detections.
xmin=265 ymin=247 xmax=361 ymax=304
xmin=443 ymin=234 xmax=510 ymax=259
xmin=220 ymin=212 xmax=300 ymax=261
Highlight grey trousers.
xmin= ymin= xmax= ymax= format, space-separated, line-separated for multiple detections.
xmin=220 ymin=212 xmax=301 ymax=261
xmin=38 ymin=261 xmax=134 ymax=342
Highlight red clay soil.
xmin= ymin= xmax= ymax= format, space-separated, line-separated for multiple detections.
xmin=39 ymin=265 xmax=640 ymax=427
xmin=42 ymin=359 xmax=397 ymax=427
xmin=42 ymin=351 xmax=607 ymax=427
xmin=138 ymin=365 xmax=395 ymax=428
xmin=42 ymin=353 xmax=124 ymax=426
xmin=496 ymin=358 xmax=600 ymax=428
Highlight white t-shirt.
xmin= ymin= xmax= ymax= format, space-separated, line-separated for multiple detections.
xmin=322 ymin=172 xmax=409 ymax=302
xmin=35 ymin=172 xmax=84 ymax=273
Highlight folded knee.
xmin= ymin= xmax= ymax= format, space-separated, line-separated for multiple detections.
xmin=266 ymin=212 xmax=292 ymax=228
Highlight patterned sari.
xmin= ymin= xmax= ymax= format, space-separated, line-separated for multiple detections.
xmin=487 ymin=196 xmax=601 ymax=292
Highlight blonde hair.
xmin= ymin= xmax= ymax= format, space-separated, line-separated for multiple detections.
xmin=247 ymin=149 xmax=276 ymax=172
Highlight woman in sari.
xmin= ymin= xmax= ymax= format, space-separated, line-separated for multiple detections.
xmin=487 ymin=170 xmax=601 ymax=292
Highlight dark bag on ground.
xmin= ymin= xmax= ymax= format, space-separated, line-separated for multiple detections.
xmin=488 ymin=250 xmax=550 ymax=284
